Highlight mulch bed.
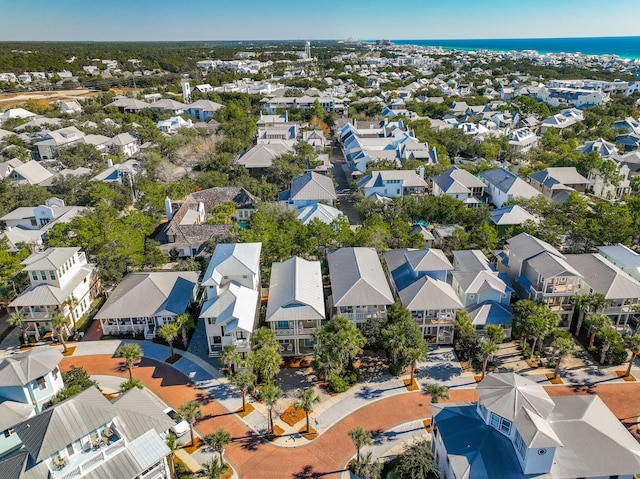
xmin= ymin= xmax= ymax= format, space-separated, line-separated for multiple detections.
xmin=616 ymin=371 xmax=637 ymax=382
xmin=267 ymin=425 xmax=285 ymax=441
xmin=222 ymin=468 xmax=233 ymax=479
xmin=299 ymin=426 xmax=318 ymax=440
xmin=62 ymin=347 xmax=76 ymax=357
xmin=526 ymin=359 xmax=542 ymax=368
xmin=423 ymin=418 xmax=432 ymax=432
xmin=474 ymin=375 xmax=484 ymax=383
xmin=317 ymin=381 xmax=339 ymax=396
xmin=281 ymin=356 xmax=310 ymax=368
xmin=403 ymin=378 xmax=419 ymax=391
xmin=236 ymin=403 xmax=255 ymax=418
xmin=166 ymin=354 xmax=182 ymax=364
xmin=545 ymin=373 xmax=563 ymax=384
xmin=280 ymin=405 xmax=306 ymax=426
xmin=183 ymin=437 xmax=204 ymax=454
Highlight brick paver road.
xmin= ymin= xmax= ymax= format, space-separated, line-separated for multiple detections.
xmin=61 ymin=355 xmax=640 ymax=478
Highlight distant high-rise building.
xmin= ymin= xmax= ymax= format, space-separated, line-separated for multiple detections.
xmin=181 ymin=78 xmax=191 ymax=104
xmin=305 ymin=41 xmax=311 ymax=60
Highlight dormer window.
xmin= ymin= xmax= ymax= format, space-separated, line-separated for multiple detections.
xmin=515 ymin=429 xmax=527 ymax=459
xmin=490 ymin=412 xmax=511 ymax=435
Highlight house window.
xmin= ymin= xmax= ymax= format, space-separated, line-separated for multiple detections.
xmin=36 ymin=376 xmax=46 ymax=390
xmin=31 ymin=272 xmax=38 ymax=281
xmin=52 ymin=367 xmax=59 ymax=380
xmin=277 ymin=321 xmax=290 ymax=329
xmin=490 ymin=412 xmax=511 ymax=435
xmin=49 ymin=271 xmax=56 ymax=280
xmin=515 ymin=430 xmax=527 ymax=459
xmin=40 ymin=271 xmax=47 ymax=280
xmin=30 ymin=219 xmax=38 ymax=226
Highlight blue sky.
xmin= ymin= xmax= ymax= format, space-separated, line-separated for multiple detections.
xmin=1 ymin=0 xmax=640 ymax=41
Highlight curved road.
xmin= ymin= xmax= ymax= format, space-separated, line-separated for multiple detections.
xmin=60 ymin=355 xmax=640 ymax=479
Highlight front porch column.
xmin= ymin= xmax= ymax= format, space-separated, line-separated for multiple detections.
xmin=130 ymin=318 xmax=134 ymax=333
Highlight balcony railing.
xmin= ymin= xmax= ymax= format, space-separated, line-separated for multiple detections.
xmin=274 ymin=327 xmax=316 ymax=336
xmin=55 ymin=437 xmax=125 ymax=479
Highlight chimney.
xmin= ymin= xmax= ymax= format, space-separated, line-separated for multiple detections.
xmin=107 ymin=158 xmax=113 ymax=168
xmin=165 ymin=197 xmax=173 ymax=220
xmin=419 ymin=166 xmax=425 ymax=180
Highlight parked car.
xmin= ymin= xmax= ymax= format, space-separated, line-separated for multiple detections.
xmin=164 ymin=407 xmax=189 ymax=437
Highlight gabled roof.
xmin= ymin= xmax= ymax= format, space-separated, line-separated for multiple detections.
xmin=22 ymin=247 xmax=80 ymax=271
xmin=452 ymin=250 xmax=493 ymax=272
xmin=0 ymin=347 xmax=62 ymax=387
xmin=479 ymin=167 xmax=540 ymax=198
xmin=289 ymin=172 xmax=336 ymax=202
xmin=296 ymin=203 xmax=343 ymax=225
xmin=565 ymin=253 xmax=640 ymax=300
xmin=452 ymin=270 xmax=512 ymax=295
xmin=95 ymin=271 xmax=199 ymax=319
xmin=106 ymin=97 xmax=151 ymax=111
xmin=404 ymin=248 xmax=453 ymax=273
xmin=266 ymin=257 xmax=325 ymax=322
xmin=477 ymin=373 xmax=555 ymax=421
xmin=506 ymin=233 xmax=563 ymax=261
xmin=186 ymin=99 xmax=223 ymax=111
xmin=529 ymin=167 xmax=591 ymax=187
xmin=357 ymin=169 xmax=428 ymax=189
xmin=432 ymin=166 xmax=485 ymax=194
xmin=237 ymin=143 xmax=293 ymax=169
xmin=199 ymin=282 xmax=258 ymax=333
xmin=327 ymin=248 xmax=393 ymax=307
xmin=10 ymin=160 xmax=54 ymax=185
xmin=513 ymin=406 xmax=562 ymax=448
xmin=598 ymin=244 xmax=640 ymax=268
xmin=489 ymin=205 xmax=537 ymax=226
xmin=527 ymin=251 xmax=582 ymax=278
xmin=399 ymin=275 xmax=463 ymax=311
xmin=201 ymin=243 xmax=261 ymax=287
xmin=0 ymin=400 xmax=34 ymax=433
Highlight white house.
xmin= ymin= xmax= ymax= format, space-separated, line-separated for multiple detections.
xmin=10 ymin=248 xmax=99 ymax=341
xmin=96 ymin=271 xmax=199 ymax=338
xmin=266 ymin=257 xmax=325 ymax=355
xmin=357 ymin=169 xmax=427 ymax=198
xmin=431 ymin=166 xmax=485 ymax=208
xmin=0 ymin=348 xmax=63 ymax=414
xmin=432 ymin=373 xmax=640 ymax=479
xmin=199 ymin=243 xmax=262 ymax=357
xmin=479 ymin=167 xmax=541 ymax=207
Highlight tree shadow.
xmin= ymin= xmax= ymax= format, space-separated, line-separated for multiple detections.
xmin=235 ymin=432 xmax=263 ymax=452
xmin=292 ymin=465 xmax=347 ymax=478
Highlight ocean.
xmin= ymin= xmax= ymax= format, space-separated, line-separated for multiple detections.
xmin=392 ymin=37 xmax=640 ymax=60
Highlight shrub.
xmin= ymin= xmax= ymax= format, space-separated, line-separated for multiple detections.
xmin=389 ymin=363 xmax=404 ymax=376
xmin=328 ymin=374 xmax=349 ymax=393
xmin=520 ymin=342 xmax=532 ymax=359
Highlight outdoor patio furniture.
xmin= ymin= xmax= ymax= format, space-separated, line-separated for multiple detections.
xmin=99 ymin=436 xmax=109 ymax=447
xmin=104 ymin=427 xmax=113 ymax=438
xmin=53 ymin=456 xmax=68 ymax=470
xmin=91 ymin=437 xmax=101 ymax=450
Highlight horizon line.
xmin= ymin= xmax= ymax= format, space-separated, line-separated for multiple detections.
xmin=2 ymin=35 xmax=640 ymax=43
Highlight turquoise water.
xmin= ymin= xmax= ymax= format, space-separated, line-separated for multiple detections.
xmin=391 ymin=37 xmax=640 ymax=60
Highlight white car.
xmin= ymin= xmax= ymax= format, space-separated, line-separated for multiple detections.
xmin=164 ymin=407 xmax=190 ymax=437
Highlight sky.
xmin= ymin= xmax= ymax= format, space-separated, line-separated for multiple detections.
xmin=1 ymin=0 xmax=640 ymax=42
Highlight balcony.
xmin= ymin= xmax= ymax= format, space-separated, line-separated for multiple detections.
xmin=233 ymin=338 xmax=250 ymax=350
xmin=274 ymin=327 xmax=316 ymax=336
xmin=54 ymin=435 xmax=124 ymax=479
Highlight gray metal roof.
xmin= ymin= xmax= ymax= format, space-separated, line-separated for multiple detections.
xmin=598 ymin=244 xmax=640 ymax=267
xmin=526 ymin=251 xmax=582 ymax=278
xmin=0 ymin=348 xmax=62 ymax=387
xmin=266 ymin=257 xmax=325 ymax=322
xmin=477 ymin=373 xmax=555 ymax=421
xmin=327 ymin=248 xmax=393 ymax=308
xmin=565 ymin=253 xmax=640 ymax=300
xmin=199 ymin=282 xmax=258 ymax=333
xmin=95 ymin=271 xmax=199 ymax=320
xmin=0 ymin=400 xmax=34 ymax=432
xmin=506 ymin=233 xmax=563 ymax=261
xmin=404 ymin=248 xmax=453 ymax=273
xmin=289 ymin=172 xmax=336 ymax=202
xmin=14 ymin=386 xmax=114 ymax=462
xmin=21 ymin=247 xmax=80 ymax=271
xmin=111 ymin=387 xmax=174 ymax=438
xmin=452 ymin=270 xmax=511 ymax=295
xmin=201 ymin=243 xmax=261 ymax=287
xmin=489 ymin=205 xmax=537 ymax=226
xmin=452 ymin=250 xmax=493 ymax=272
xmin=399 ymin=275 xmax=463 ymax=311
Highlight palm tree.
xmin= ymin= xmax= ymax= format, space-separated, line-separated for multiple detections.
xmin=348 ymin=426 xmax=372 ymax=462
xmin=550 ymin=333 xmax=576 ymax=380
xmin=393 ymin=439 xmax=438 ymax=479
xmin=584 ymin=313 xmax=611 ymax=348
xmin=166 ymin=434 xmax=181 ymax=479
xmin=178 ymin=400 xmax=204 ymax=447
xmin=115 ymin=343 xmax=143 ymax=380
xmin=624 ymin=335 xmax=640 ymax=377
xmin=352 ymin=452 xmax=381 ymax=479
xmin=260 ymin=383 xmax=282 ymax=437
xmin=50 ymin=311 xmax=69 ymax=353
xmin=485 ymin=324 xmax=505 ymax=344
xmin=205 ymin=428 xmax=232 ymax=465
xmin=63 ymin=294 xmax=79 ymax=325
xmin=425 ymin=383 xmax=450 ymax=403
xmin=480 ymin=339 xmax=499 ymax=379
xmin=175 ymin=312 xmax=195 ymax=348
xmin=294 ymin=388 xmax=320 ymax=433
xmin=158 ymin=322 xmax=180 ymax=358
xmin=230 ymin=369 xmax=256 ymax=413
xmin=573 ymin=293 xmax=609 ymax=335
xmin=8 ymin=311 xmax=27 ymax=345
xmin=119 ymin=378 xmax=144 ymax=392
xmin=201 ymin=457 xmax=228 ymax=479
xmin=220 ymin=345 xmax=241 ymax=374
